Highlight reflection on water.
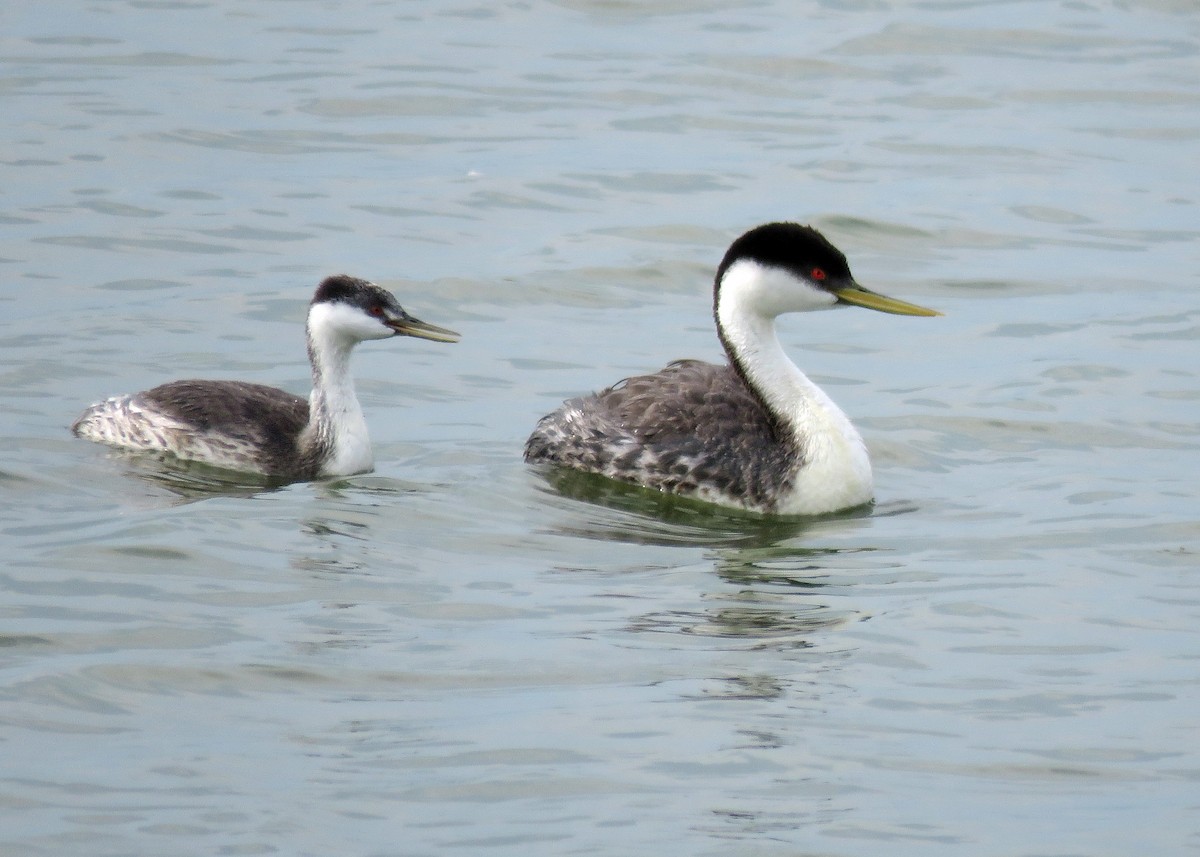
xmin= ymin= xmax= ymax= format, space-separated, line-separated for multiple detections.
xmin=5 ymin=0 xmax=1200 ymax=854
xmin=688 ymin=674 xmax=788 ymax=702
xmin=628 ymin=542 xmax=887 ymax=648
xmin=713 ymin=543 xmax=882 ymax=587
xmin=114 ymin=449 xmax=284 ymax=501
xmin=533 ymin=464 xmax=875 ymax=547
xmin=86 ymin=444 xmax=450 ymax=510
xmin=629 ymin=601 xmax=852 ymax=648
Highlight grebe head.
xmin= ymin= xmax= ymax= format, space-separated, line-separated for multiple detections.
xmin=309 ymin=275 xmax=461 ymax=346
xmin=714 ymin=222 xmax=941 ymax=321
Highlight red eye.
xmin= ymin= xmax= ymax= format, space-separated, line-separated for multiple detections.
xmin=369 ymin=304 xmax=384 ymax=316
xmin=810 ymin=267 xmax=827 ymax=281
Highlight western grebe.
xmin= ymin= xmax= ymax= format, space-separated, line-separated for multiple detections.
xmin=524 ymin=222 xmax=940 ymax=516
xmin=73 ymin=275 xmax=459 ymax=481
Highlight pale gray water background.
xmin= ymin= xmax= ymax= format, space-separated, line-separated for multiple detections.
xmin=3 ymin=1 xmax=1199 ymax=854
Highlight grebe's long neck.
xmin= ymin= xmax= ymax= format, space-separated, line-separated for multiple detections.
xmin=717 ymin=290 xmax=843 ymax=443
xmin=302 ymin=304 xmax=373 ymax=476
xmin=715 ymin=261 xmax=873 ymax=513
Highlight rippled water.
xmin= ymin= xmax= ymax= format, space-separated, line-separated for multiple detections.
xmin=3 ymin=1 xmax=1199 ymax=854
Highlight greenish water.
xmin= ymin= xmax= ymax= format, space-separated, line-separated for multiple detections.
xmin=3 ymin=2 xmax=1199 ymax=855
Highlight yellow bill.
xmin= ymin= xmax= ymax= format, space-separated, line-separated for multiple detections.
xmin=833 ymin=285 xmax=942 ymax=317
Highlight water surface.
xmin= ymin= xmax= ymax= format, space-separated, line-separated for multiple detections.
xmin=3 ymin=1 xmax=1199 ymax=855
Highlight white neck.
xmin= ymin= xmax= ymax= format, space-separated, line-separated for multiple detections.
xmin=303 ymin=303 xmax=375 ymax=477
xmin=716 ymin=261 xmax=873 ymax=514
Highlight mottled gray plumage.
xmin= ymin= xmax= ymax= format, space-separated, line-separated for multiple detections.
xmin=132 ymin=380 xmax=320 ymax=478
xmin=524 ymin=221 xmax=940 ymax=515
xmin=72 ymin=274 xmax=459 ymax=482
xmin=525 ymin=360 xmax=802 ymax=514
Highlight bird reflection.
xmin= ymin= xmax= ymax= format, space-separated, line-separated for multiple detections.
xmin=118 ymin=451 xmax=281 ymax=503
xmin=624 ymin=540 xmax=878 ymax=648
xmin=536 ymin=467 xmax=875 ymax=549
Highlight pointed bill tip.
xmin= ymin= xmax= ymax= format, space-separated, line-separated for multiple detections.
xmin=389 ymin=316 xmax=461 ymax=343
xmin=834 ymin=285 xmax=942 ymax=317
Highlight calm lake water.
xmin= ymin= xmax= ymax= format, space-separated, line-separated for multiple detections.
xmin=3 ymin=1 xmax=1199 ymax=854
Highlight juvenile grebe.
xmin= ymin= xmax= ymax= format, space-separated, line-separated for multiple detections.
xmin=524 ymin=222 xmax=940 ymax=516
xmin=73 ymin=275 xmax=459 ymax=481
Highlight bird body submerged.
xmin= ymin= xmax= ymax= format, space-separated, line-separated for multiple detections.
xmin=72 ymin=275 xmax=459 ymax=481
xmin=524 ymin=222 xmax=939 ymax=516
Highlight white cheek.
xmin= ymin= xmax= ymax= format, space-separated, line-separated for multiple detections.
xmin=308 ymin=302 xmax=392 ymax=342
xmin=758 ymin=267 xmax=837 ymax=315
xmin=721 ymin=260 xmax=838 ymax=318
xmin=358 ymin=317 xmax=394 ymax=340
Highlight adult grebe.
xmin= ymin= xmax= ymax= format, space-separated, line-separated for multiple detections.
xmin=73 ymin=275 xmax=459 ymax=481
xmin=524 ymin=222 xmax=941 ymax=516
